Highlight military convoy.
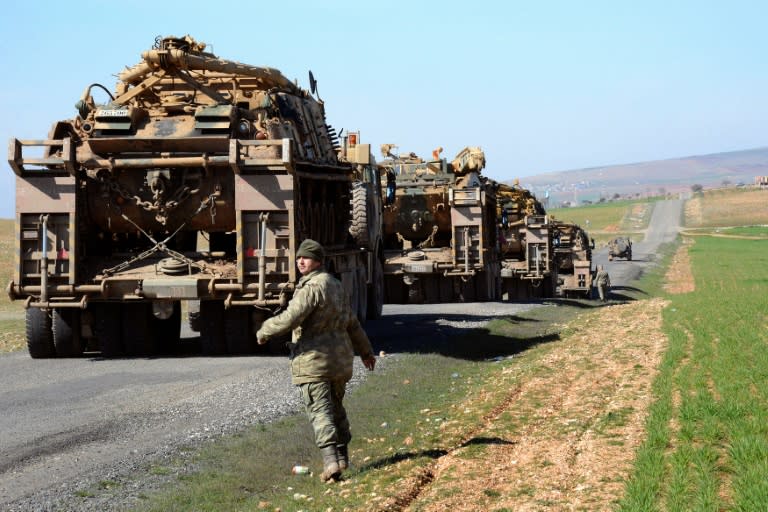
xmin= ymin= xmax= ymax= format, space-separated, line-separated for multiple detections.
xmin=377 ymin=147 xmax=595 ymax=303
xmin=7 ymin=35 xmax=602 ymax=358
xmin=7 ymin=35 xmax=383 ymax=358
xmin=378 ymin=146 xmax=499 ymax=303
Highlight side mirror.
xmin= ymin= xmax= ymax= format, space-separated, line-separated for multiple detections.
xmin=386 ymin=179 xmax=396 ymax=206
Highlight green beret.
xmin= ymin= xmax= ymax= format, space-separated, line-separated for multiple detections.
xmin=296 ymin=239 xmax=325 ymax=261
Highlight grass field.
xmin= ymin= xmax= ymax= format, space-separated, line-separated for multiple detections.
xmin=0 ymin=219 xmax=25 ymax=353
xmin=548 ymin=198 xmax=656 ymax=245
xmin=0 ymin=219 xmax=16 ymax=310
xmin=619 ymin=235 xmax=768 ymax=510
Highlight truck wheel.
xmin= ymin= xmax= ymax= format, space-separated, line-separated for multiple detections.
xmin=349 ymin=182 xmax=371 ymax=249
xmin=26 ymin=308 xmax=55 ymax=358
xmin=52 ymin=309 xmax=83 ymax=357
xmin=93 ymin=303 xmax=124 ymax=357
xmin=199 ymin=300 xmax=226 ymax=355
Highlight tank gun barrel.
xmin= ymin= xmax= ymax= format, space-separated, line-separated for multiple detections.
xmin=119 ymin=47 xmax=299 ymax=94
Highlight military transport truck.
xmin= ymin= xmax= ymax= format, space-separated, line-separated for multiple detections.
xmin=378 ymin=146 xmax=499 ymax=303
xmin=495 ymin=181 xmax=557 ymax=299
xmin=608 ymin=236 xmax=632 ymax=261
xmin=7 ymin=35 xmax=383 ymax=358
xmin=551 ymin=220 xmax=594 ymax=298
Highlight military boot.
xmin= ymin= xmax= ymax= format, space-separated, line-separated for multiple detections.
xmin=320 ymin=446 xmax=341 ymax=482
xmin=337 ymin=445 xmax=349 ymax=471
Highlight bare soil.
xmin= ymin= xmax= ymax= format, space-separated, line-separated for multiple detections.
xmin=382 ymin=248 xmax=695 ymax=511
xmin=408 ymin=298 xmax=669 ymax=511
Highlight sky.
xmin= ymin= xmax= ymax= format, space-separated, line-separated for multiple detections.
xmin=1 ymin=0 xmax=766 ymax=218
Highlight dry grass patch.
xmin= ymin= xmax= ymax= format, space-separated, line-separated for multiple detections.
xmin=685 ymin=188 xmax=768 ymax=228
xmin=663 ymin=239 xmax=695 ymax=295
xmin=404 ymin=299 xmax=670 ymax=512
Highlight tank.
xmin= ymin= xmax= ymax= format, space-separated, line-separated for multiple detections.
xmin=7 ymin=35 xmax=384 ymax=358
xmin=551 ymin=220 xmax=594 ymax=298
xmin=608 ymin=237 xmax=632 ymax=261
xmin=378 ymin=145 xmax=499 ymax=303
xmin=495 ymin=181 xmax=557 ymax=299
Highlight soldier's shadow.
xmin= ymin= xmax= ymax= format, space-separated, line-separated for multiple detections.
xmin=356 ymin=436 xmax=515 ymax=473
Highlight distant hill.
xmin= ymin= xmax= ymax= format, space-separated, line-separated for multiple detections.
xmin=516 ymin=146 xmax=768 ymax=206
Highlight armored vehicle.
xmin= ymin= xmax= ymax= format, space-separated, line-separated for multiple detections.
xmin=378 ymin=146 xmax=499 ymax=303
xmin=608 ymin=237 xmax=632 ymax=261
xmin=551 ymin=220 xmax=594 ymax=298
xmin=8 ymin=35 xmax=383 ymax=358
xmin=495 ymin=181 xmax=556 ymax=299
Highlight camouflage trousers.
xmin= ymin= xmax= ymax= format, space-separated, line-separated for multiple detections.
xmin=299 ymin=380 xmax=351 ymax=449
xmin=596 ymin=283 xmax=609 ymax=301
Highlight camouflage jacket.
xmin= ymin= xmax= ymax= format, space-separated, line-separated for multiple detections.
xmin=595 ymin=269 xmax=611 ymax=286
xmin=256 ymin=269 xmax=374 ymax=384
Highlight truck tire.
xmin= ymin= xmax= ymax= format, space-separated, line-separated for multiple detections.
xmin=52 ymin=309 xmax=83 ymax=357
xmin=26 ymin=308 xmax=55 ymax=358
xmin=349 ymin=182 xmax=371 ymax=249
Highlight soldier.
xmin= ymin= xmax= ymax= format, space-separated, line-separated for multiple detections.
xmin=256 ymin=239 xmax=376 ymax=482
xmin=594 ymin=264 xmax=611 ymax=302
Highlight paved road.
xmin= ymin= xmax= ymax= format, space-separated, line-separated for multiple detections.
xmin=592 ymin=199 xmax=683 ymax=291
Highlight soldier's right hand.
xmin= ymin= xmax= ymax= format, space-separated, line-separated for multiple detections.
xmin=362 ymin=355 xmax=376 ymax=371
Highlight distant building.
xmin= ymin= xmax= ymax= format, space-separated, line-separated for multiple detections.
xmin=756 ymin=176 xmax=768 ymax=187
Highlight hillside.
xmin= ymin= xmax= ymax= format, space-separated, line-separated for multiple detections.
xmin=517 ymin=146 xmax=768 ymax=206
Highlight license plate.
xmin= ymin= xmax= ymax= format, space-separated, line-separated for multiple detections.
xmin=97 ymin=109 xmax=129 ymax=117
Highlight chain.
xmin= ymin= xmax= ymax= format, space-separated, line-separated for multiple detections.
xmin=104 ymin=174 xmax=202 ymax=216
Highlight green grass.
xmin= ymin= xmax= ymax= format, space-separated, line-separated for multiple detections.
xmin=618 ymin=235 xmax=768 ymax=511
xmin=683 ymin=225 xmax=768 ymax=239
xmin=136 ymin=352 xmax=510 ymax=511
xmin=0 ymin=219 xmax=19 ymax=311
xmin=548 ymin=198 xmax=656 ymax=245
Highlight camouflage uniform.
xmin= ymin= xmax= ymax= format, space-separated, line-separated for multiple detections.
xmin=256 ymin=268 xmax=374 ymax=451
xmin=595 ymin=265 xmax=611 ymax=301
